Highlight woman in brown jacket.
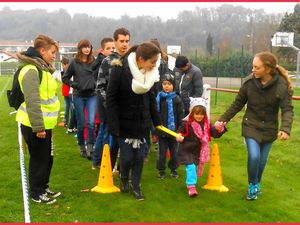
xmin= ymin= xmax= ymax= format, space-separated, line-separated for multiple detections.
xmin=216 ymin=51 xmax=293 ymax=200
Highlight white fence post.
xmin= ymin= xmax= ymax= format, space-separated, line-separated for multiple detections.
xmin=202 ymin=84 xmax=211 ymax=119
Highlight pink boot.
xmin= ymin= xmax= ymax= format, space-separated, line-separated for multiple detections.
xmin=187 ymin=185 xmax=198 ymax=197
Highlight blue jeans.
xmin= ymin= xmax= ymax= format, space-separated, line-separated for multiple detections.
xmin=245 ymin=137 xmax=272 ymax=184
xmin=93 ymin=122 xmax=109 ymax=166
xmin=64 ymin=96 xmax=71 ymax=126
xmin=73 ymin=95 xmax=97 ymax=145
xmin=118 ymin=138 xmax=146 ymax=190
xmin=185 ymin=163 xmax=197 ymax=186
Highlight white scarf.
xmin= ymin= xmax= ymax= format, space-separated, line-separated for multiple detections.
xmin=128 ymin=52 xmax=160 ymax=94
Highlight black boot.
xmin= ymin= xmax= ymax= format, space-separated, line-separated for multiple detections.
xmin=120 ymin=177 xmax=129 ymax=193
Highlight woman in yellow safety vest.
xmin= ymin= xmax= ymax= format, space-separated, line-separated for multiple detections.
xmin=16 ymin=34 xmax=60 ymax=205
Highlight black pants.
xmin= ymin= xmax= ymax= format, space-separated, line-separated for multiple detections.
xmin=110 ymin=135 xmax=119 ymax=169
xmin=156 ymin=136 xmax=178 ymax=172
xmin=21 ymin=124 xmax=53 ymax=198
xmin=118 ymin=138 xmax=146 ymax=191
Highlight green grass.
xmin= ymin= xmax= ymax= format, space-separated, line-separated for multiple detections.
xmin=0 ymin=75 xmax=300 ymax=222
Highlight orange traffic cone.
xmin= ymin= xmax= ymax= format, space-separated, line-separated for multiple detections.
xmin=91 ymin=144 xmax=120 ymax=193
xmin=166 ymin=149 xmax=170 ymax=159
xmin=202 ymin=143 xmax=229 ymax=192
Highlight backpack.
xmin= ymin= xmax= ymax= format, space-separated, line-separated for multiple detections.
xmin=7 ymin=65 xmax=42 ymax=110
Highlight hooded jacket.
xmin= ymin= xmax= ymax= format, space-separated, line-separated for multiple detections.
xmin=219 ymin=73 xmax=293 ymax=142
xmin=16 ymin=47 xmax=58 ymax=132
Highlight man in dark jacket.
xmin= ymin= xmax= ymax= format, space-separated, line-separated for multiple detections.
xmin=91 ymin=37 xmax=115 ymax=81
xmin=93 ymin=28 xmax=130 ymax=169
xmin=175 ymin=55 xmax=203 ymax=116
xmin=92 ymin=37 xmax=115 ymax=168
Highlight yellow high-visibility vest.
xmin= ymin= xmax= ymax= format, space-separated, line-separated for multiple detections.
xmin=16 ymin=64 xmax=60 ymax=129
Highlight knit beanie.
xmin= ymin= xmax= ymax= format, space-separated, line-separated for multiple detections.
xmin=183 ymin=97 xmax=208 ymax=121
xmin=189 ymin=97 xmax=208 ymax=112
xmin=161 ymin=71 xmax=176 ymax=89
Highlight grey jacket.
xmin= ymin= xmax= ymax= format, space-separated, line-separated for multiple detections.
xmin=175 ymin=64 xmax=203 ymax=114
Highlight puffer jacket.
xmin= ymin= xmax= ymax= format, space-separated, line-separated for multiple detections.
xmin=219 ymin=73 xmax=293 ymax=143
xmin=174 ymin=64 xmax=203 ymax=114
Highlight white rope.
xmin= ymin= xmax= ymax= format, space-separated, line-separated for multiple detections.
xmin=18 ymin=122 xmax=31 ymax=223
xmin=0 ymin=76 xmax=12 ymax=99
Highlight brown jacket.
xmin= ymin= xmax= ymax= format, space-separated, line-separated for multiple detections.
xmin=219 ymin=73 xmax=293 ymax=143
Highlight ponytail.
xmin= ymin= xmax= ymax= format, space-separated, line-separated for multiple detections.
xmin=255 ymin=51 xmax=292 ymax=90
xmin=276 ymin=65 xmax=292 ymax=90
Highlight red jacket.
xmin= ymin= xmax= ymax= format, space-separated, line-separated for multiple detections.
xmin=62 ymin=83 xmax=70 ymax=97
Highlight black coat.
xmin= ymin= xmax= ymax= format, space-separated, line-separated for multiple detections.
xmin=106 ymin=57 xmax=161 ymax=138
xmin=177 ymin=121 xmax=225 ymax=165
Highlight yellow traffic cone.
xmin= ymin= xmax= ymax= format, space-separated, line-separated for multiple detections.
xmin=91 ymin=144 xmax=120 ymax=193
xmin=202 ymin=143 xmax=229 ymax=192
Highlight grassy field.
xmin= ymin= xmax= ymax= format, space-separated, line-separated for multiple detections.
xmin=0 ymin=75 xmax=299 ymax=222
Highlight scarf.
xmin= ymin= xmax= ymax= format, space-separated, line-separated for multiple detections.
xmin=156 ymin=91 xmax=177 ymax=131
xmin=190 ymin=117 xmax=211 ymax=177
xmin=128 ymin=52 xmax=160 ymax=94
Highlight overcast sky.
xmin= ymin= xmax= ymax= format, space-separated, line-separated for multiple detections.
xmin=1 ymin=2 xmax=298 ymax=21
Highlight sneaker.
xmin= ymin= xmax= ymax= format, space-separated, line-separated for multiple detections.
xmin=120 ymin=177 xmax=130 ymax=193
xmin=45 ymin=188 xmax=61 ymax=198
xmin=247 ymin=183 xmax=258 ymax=200
xmin=66 ymin=128 xmax=73 ymax=134
xmin=254 ymin=183 xmax=261 ymax=195
xmin=132 ymin=189 xmax=144 ymax=201
xmin=171 ymin=170 xmax=179 ymax=179
xmin=187 ymin=185 xmax=198 ymax=197
xmin=92 ymin=164 xmax=100 ymax=170
xmin=157 ymin=171 xmax=166 ymax=179
xmin=32 ymin=194 xmax=56 ymax=204
xmin=86 ymin=144 xmax=94 ymax=160
xmin=80 ymin=145 xmax=87 ymax=158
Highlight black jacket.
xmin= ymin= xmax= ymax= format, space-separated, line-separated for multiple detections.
xmin=156 ymin=94 xmax=184 ymax=138
xmin=62 ymin=58 xmax=96 ymax=97
xmin=106 ymin=57 xmax=161 ymax=138
xmin=96 ymin=52 xmax=121 ymax=122
xmin=177 ymin=121 xmax=225 ymax=165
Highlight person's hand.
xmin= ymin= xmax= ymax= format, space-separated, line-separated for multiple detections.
xmin=278 ymin=131 xmax=289 ymax=141
xmin=176 ymin=134 xmax=184 ymax=143
xmin=214 ymin=121 xmax=226 ymax=132
xmin=36 ymin=131 xmax=46 ymax=139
